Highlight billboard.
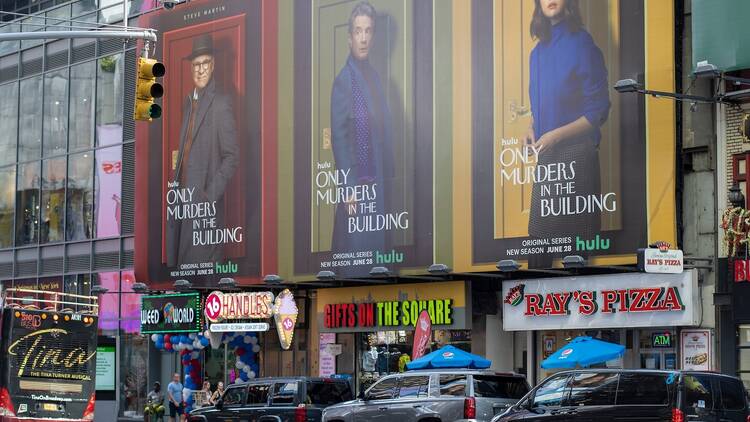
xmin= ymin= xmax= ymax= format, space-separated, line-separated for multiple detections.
xmin=136 ymin=0 xmax=676 ymax=282
xmin=290 ymin=0 xmax=434 ymax=278
xmin=467 ymin=0 xmax=676 ymax=270
xmin=135 ymin=1 xmax=277 ymax=288
xmin=140 ymin=292 xmax=202 ymax=334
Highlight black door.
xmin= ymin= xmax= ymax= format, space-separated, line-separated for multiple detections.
xmin=612 ymin=372 xmax=674 ymax=421
xmin=681 ymin=374 xmax=719 ymax=422
xmin=507 ymin=374 xmax=573 ymax=421
xmin=561 ymin=371 xmax=619 ymax=422
xmin=716 ymin=377 xmax=748 ymax=422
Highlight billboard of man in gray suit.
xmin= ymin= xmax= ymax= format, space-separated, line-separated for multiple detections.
xmin=167 ymin=34 xmax=239 ymax=267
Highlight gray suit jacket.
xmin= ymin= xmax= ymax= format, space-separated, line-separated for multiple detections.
xmin=166 ymin=78 xmax=239 ymax=267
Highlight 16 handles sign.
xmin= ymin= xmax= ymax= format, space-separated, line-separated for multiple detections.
xmin=204 ymin=289 xmax=299 ymax=350
xmin=501 ymin=271 xmax=699 ymax=331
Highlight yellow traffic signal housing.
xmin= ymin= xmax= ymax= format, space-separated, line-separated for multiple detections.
xmin=134 ymin=57 xmax=165 ymax=121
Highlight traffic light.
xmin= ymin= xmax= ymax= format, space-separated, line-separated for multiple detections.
xmin=134 ymin=57 xmax=165 ymax=121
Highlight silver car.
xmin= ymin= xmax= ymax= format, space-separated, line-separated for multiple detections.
xmin=322 ymin=369 xmax=529 ymax=422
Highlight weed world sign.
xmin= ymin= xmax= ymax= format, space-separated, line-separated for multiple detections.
xmin=501 ymin=271 xmax=699 ymax=331
xmin=141 ymin=293 xmax=202 ymax=334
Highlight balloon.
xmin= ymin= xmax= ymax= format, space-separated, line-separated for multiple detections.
xmin=243 ymin=335 xmax=253 ymax=344
xmin=151 ymin=334 xmax=159 ymax=342
xmin=163 ymin=334 xmax=172 ymax=343
xmin=191 ymin=351 xmax=200 ymax=359
xmin=252 ymin=345 xmax=261 ymax=353
xmin=188 ymin=333 xmax=197 ymax=340
xmin=235 ymin=348 xmax=246 ymax=356
xmin=200 ymin=337 xmax=210 ymax=347
xmin=248 ymin=370 xmax=256 ymax=379
xmin=249 ymin=336 xmax=258 ymax=345
xmin=235 ymin=361 xmax=245 ymax=369
xmin=164 ymin=342 xmax=173 ymax=351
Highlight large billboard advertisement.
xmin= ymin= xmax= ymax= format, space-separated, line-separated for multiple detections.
xmin=464 ymin=0 xmax=676 ymax=270
xmin=135 ymin=1 xmax=277 ymax=288
xmin=136 ymin=0 xmax=676 ymax=283
xmin=291 ymin=0 xmax=434 ymax=278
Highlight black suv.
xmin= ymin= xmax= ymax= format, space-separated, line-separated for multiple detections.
xmin=493 ymin=369 xmax=749 ymax=422
xmin=188 ymin=377 xmax=353 ymax=422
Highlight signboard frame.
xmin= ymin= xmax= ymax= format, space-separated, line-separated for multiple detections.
xmin=140 ymin=292 xmax=202 ymax=334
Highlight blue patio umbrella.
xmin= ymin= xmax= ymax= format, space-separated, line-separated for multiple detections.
xmin=541 ymin=336 xmax=625 ymax=369
xmin=406 ymin=345 xmax=491 ymax=370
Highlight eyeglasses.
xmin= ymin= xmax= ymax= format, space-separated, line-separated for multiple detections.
xmin=192 ymin=59 xmax=213 ymax=72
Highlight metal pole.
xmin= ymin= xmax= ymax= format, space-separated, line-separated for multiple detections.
xmin=0 ymin=30 xmax=157 ymax=42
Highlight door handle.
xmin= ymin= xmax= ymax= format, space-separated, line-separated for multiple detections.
xmin=413 ymin=404 xmax=423 ymax=408
xmin=378 ymin=406 xmax=389 ymax=411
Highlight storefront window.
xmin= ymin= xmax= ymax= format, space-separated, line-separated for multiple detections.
xmin=43 ymin=69 xmax=69 ymax=157
xmin=96 ymin=54 xmax=123 ymax=138
xmin=40 ymin=157 xmax=66 ymax=243
xmin=0 ymin=82 xmax=18 ymax=166
xmin=0 ymin=167 xmax=15 ymax=248
xmin=69 ymin=61 xmax=95 ymax=152
xmin=94 ymin=145 xmax=122 ymax=238
xmin=120 ymin=332 xmax=148 ymax=418
xmin=63 ymin=274 xmax=91 ymax=296
xmin=120 ymin=270 xmax=141 ymax=333
xmin=67 ymin=151 xmax=93 ymax=240
xmin=16 ymin=161 xmax=40 ymax=245
xmin=96 ymin=271 xmax=119 ymax=336
xmin=19 ymin=76 xmax=42 ymax=162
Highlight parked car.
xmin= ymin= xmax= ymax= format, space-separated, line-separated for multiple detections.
xmin=322 ymin=369 xmax=530 ymax=422
xmin=188 ymin=377 xmax=354 ymax=422
xmin=492 ymin=369 xmax=749 ymax=422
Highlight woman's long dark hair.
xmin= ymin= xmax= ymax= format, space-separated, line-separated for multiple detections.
xmin=530 ymin=0 xmax=583 ymax=42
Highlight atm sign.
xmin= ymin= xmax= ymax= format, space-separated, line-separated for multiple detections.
xmin=651 ymin=332 xmax=673 ymax=348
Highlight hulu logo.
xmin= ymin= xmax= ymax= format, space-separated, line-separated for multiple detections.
xmin=576 ymin=235 xmax=610 ymax=251
xmin=215 ymin=260 xmax=238 ymax=274
xmin=376 ymin=250 xmax=404 ymax=264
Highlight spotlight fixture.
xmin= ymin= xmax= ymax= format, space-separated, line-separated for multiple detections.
xmin=90 ymin=285 xmax=109 ymax=295
xmin=173 ymin=279 xmax=192 ymax=291
xmin=316 ymin=270 xmax=336 ymax=281
xmin=369 ymin=266 xmax=391 ymax=277
xmin=132 ymin=282 xmax=149 ymax=293
xmin=427 ymin=263 xmax=452 ymax=276
xmin=218 ymin=277 xmax=237 ymax=289
xmin=263 ymin=274 xmax=283 ymax=285
xmin=497 ymin=259 xmax=520 ymax=272
xmin=614 ymin=78 xmax=641 ymax=93
xmin=562 ymin=255 xmax=586 ymax=269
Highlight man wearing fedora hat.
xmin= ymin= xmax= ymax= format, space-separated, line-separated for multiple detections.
xmin=167 ymin=33 xmax=239 ymax=268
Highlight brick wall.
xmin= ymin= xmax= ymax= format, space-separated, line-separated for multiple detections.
xmin=725 ymin=106 xmax=750 ymax=206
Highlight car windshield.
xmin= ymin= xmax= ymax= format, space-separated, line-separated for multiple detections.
xmin=473 ymin=375 xmax=529 ymax=399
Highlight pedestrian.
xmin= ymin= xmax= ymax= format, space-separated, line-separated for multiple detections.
xmin=195 ymin=381 xmax=211 ymax=408
xmin=144 ymin=381 xmax=165 ymax=422
xmin=210 ymin=381 xmax=225 ymax=406
xmin=167 ymin=373 xmax=185 ymax=422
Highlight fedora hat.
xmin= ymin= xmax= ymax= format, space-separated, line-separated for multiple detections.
xmin=187 ymin=34 xmax=214 ymax=60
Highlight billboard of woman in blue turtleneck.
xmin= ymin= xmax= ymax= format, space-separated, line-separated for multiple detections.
xmin=525 ymin=0 xmax=610 ymax=268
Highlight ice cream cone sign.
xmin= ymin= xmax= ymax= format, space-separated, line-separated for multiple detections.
xmin=273 ymin=289 xmax=298 ymax=350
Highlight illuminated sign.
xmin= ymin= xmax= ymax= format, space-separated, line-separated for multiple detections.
xmin=651 ymin=332 xmax=673 ymax=348
xmin=502 ymin=271 xmax=699 ymax=331
xmin=324 ymin=299 xmax=453 ymax=329
xmin=140 ymin=293 xmax=202 ymax=334
xmin=8 ymin=328 xmax=96 ymax=380
xmin=204 ymin=291 xmax=274 ymax=322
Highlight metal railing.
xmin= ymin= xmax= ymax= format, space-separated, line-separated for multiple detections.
xmin=2 ymin=288 xmax=99 ymax=315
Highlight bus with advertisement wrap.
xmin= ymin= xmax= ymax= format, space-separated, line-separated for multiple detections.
xmin=0 ymin=289 xmax=98 ymax=421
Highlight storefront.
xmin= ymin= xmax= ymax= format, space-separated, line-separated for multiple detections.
xmin=316 ymin=281 xmax=471 ymax=393
xmin=502 ymin=270 xmax=706 ymax=384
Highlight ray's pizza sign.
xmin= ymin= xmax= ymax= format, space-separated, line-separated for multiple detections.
xmin=502 ymin=271 xmax=699 ymax=331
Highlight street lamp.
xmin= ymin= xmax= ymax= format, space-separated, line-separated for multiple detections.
xmin=562 ymin=255 xmax=586 ymax=268
xmin=369 ymin=266 xmax=391 ymax=277
xmin=729 ymin=183 xmax=746 ymax=208
xmin=316 ymin=271 xmax=336 ymax=281
xmin=90 ymin=285 xmax=109 ymax=295
xmin=132 ymin=282 xmax=149 ymax=294
xmin=218 ymin=277 xmax=237 ymax=289
xmin=263 ymin=274 xmax=283 ymax=285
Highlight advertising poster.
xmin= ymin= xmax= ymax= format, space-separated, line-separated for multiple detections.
xmin=319 ymin=333 xmax=337 ymax=377
xmin=95 ymin=345 xmax=116 ymax=391
xmin=135 ymin=1 xmax=276 ymax=288
xmin=681 ymin=329 xmax=711 ymax=371
xmin=140 ymin=292 xmax=202 ymax=334
xmin=292 ymin=0 xmax=434 ymax=278
xmin=469 ymin=0 xmax=675 ymax=269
